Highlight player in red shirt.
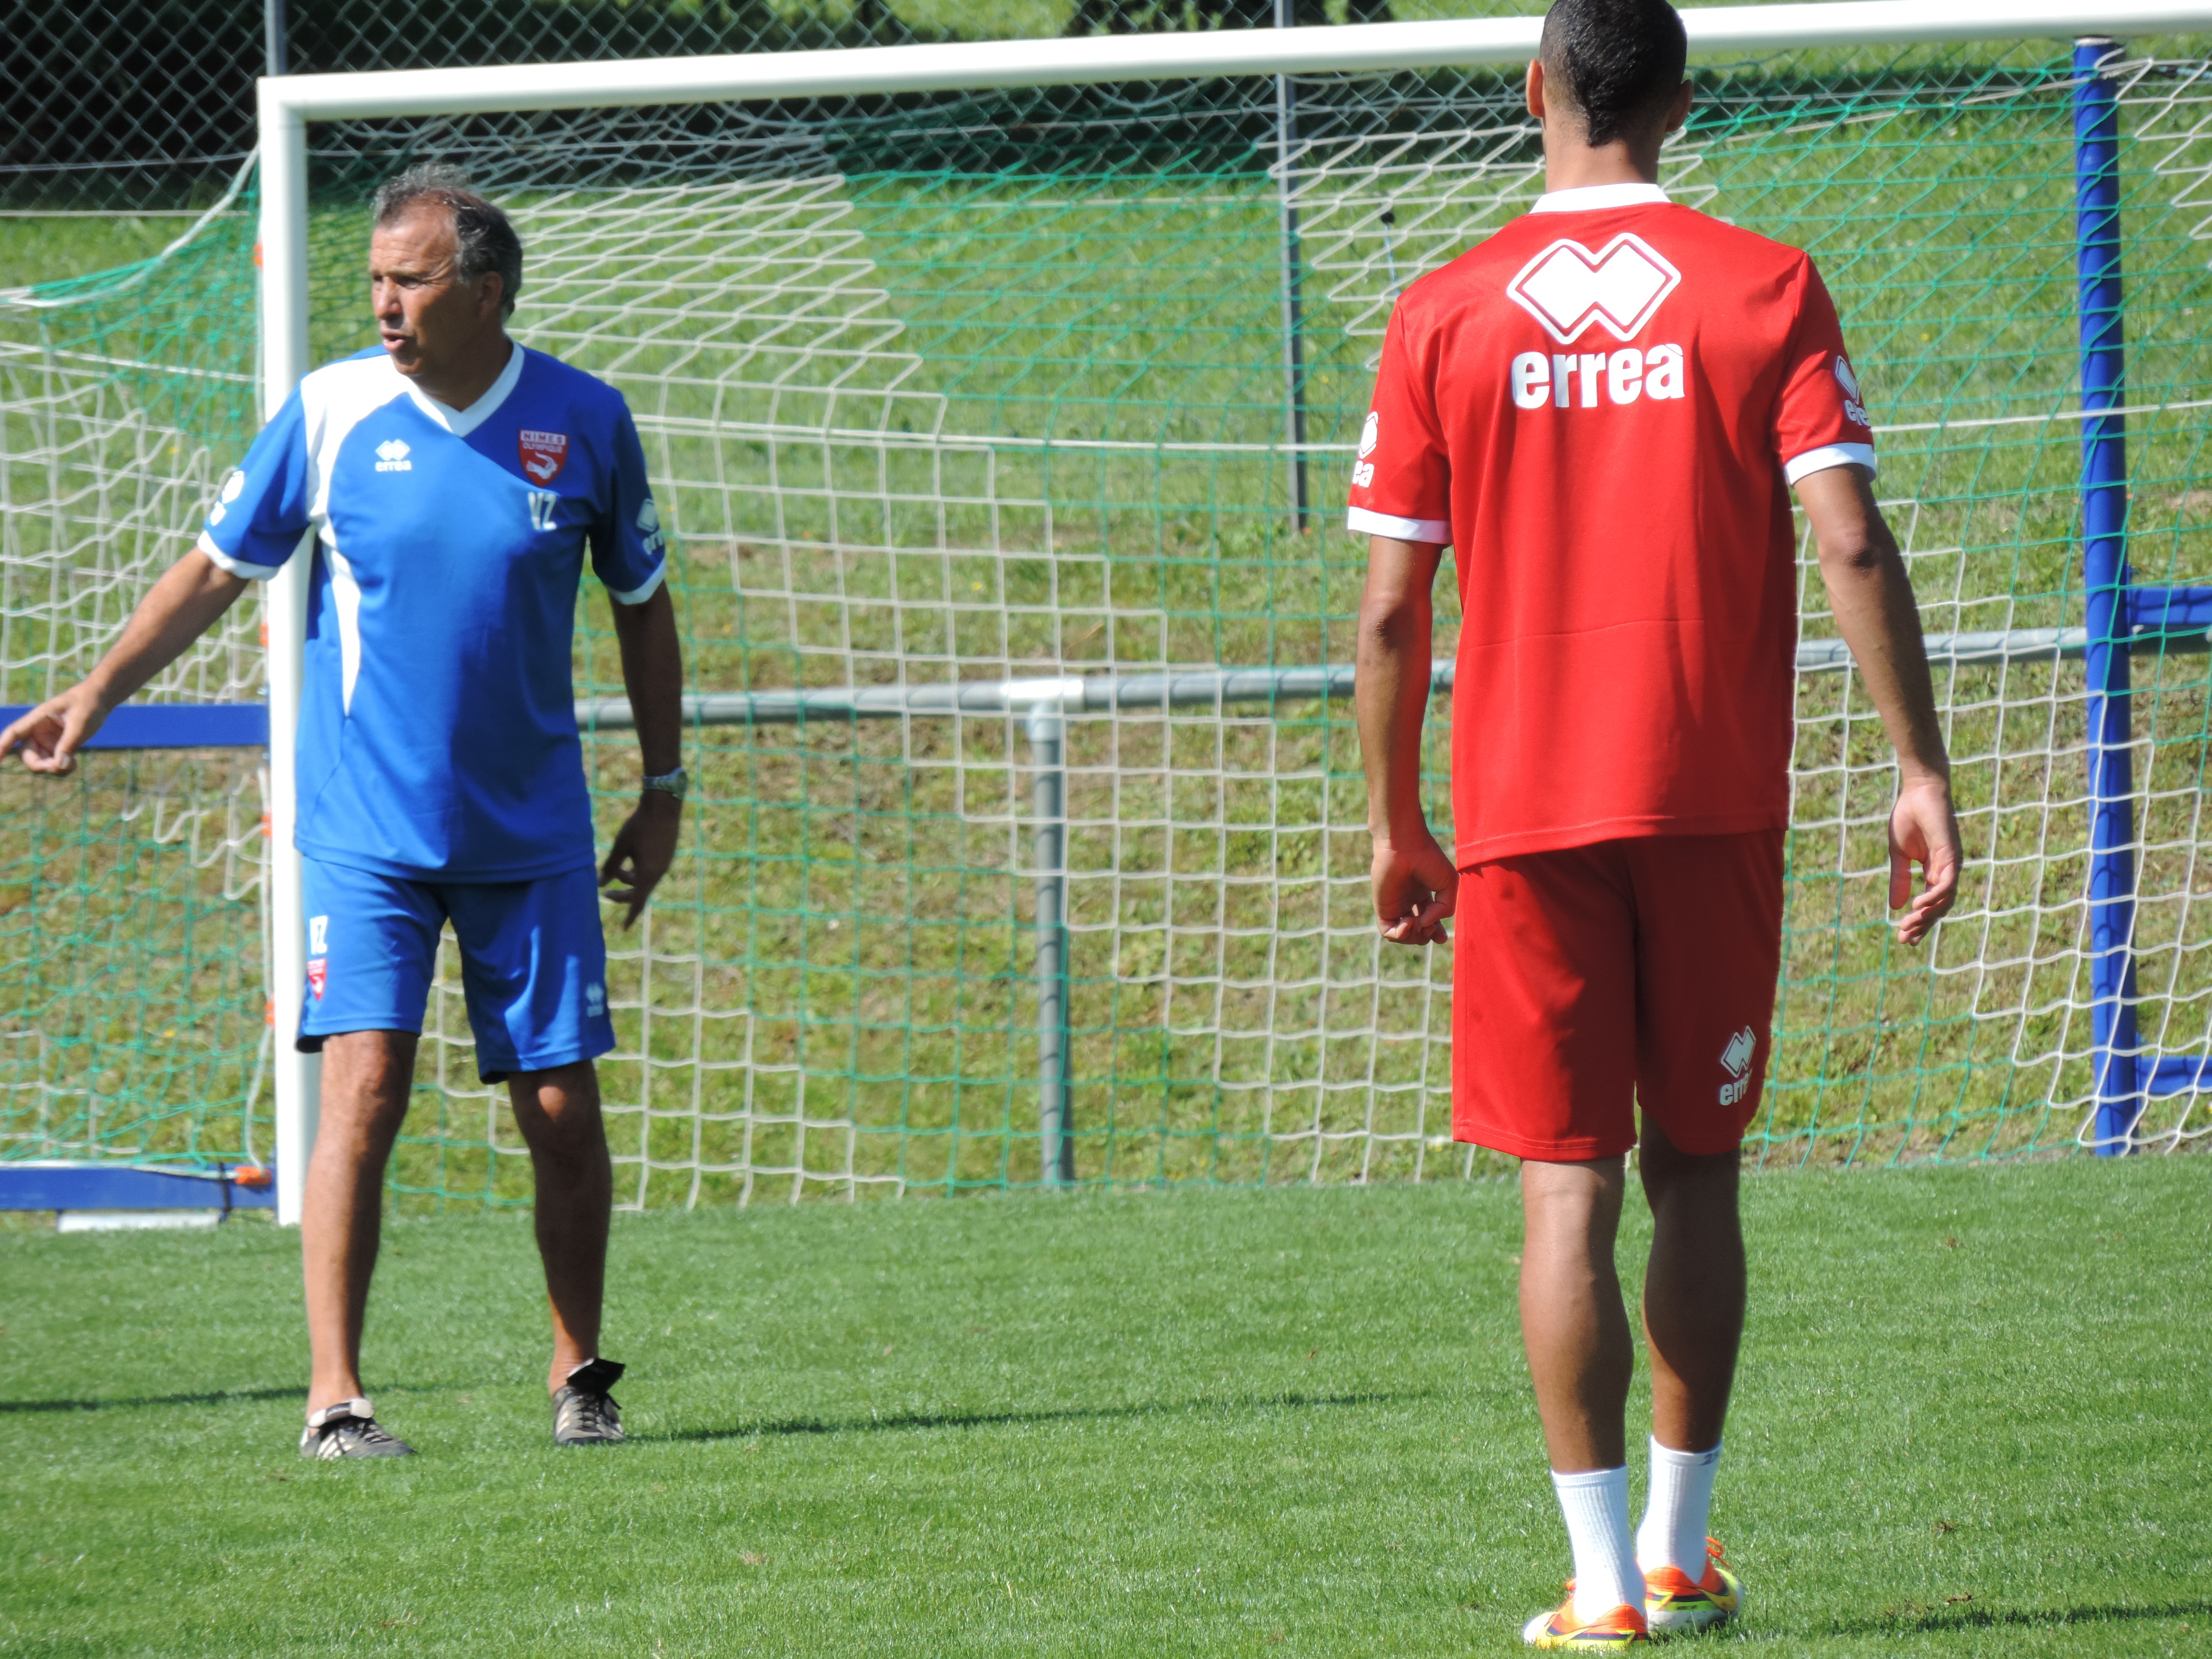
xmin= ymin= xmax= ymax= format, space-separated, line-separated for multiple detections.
xmin=1351 ymin=0 xmax=1961 ymax=1646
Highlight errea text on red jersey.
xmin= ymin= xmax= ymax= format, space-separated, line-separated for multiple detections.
xmin=1509 ymin=345 xmax=1686 ymax=410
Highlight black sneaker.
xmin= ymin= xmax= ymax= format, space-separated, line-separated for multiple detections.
xmin=299 ymin=1398 xmax=415 ymax=1460
xmin=552 ymin=1358 xmax=626 ymax=1446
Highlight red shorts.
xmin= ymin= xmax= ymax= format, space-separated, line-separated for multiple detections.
xmin=1452 ymin=831 xmax=1785 ymax=1161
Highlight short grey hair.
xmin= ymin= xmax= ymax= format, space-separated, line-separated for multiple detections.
xmin=370 ymin=164 xmax=524 ymax=316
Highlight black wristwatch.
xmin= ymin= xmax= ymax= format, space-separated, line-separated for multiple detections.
xmin=642 ymin=766 xmax=688 ymax=803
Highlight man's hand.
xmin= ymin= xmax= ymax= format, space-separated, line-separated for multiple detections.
xmin=1890 ymin=774 xmax=1962 ymax=947
xmin=1799 ymin=466 xmax=1964 ymax=948
xmin=1373 ymin=830 xmax=1457 ymax=947
xmin=1 ymin=549 xmax=243 ymax=779
xmin=600 ymin=792 xmax=681 ymax=928
xmin=0 ymin=681 xmax=112 ymax=776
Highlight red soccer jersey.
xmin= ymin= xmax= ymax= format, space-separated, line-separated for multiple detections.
xmin=1348 ymin=183 xmax=1875 ymax=866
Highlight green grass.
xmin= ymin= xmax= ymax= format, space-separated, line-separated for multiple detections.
xmin=1 ymin=1158 xmax=2207 ymax=1655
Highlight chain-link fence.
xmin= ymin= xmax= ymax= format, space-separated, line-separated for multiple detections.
xmin=3 ymin=0 xmax=1410 ymax=228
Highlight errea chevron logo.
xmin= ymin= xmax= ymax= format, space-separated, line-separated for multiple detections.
xmin=374 ymin=438 xmax=412 ymax=473
xmin=1505 ymin=234 xmax=1681 ymax=346
xmin=1718 ymin=1025 xmax=1758 ymax=1107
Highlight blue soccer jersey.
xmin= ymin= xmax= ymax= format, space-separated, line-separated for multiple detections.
xmin=198 ymin=344 xmax=667 ymax=880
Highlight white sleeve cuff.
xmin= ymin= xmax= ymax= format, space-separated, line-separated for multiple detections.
xmin=1784 ymin=443 xmax=1877 ymax=485
xmin=1347 ymin=506 xmax=1452 ymax=545
xmin=195 ymin=530 xmax=280 ymax=581
xmin=604 ymin=561 xmax=668 ymax=607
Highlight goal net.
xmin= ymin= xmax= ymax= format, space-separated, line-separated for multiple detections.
xmin=0 ymin=176 xmax=271 ymax=1180
xmin=5 ymin=18 xmax=2212 ymax=1207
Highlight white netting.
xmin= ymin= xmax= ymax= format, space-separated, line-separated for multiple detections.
xmin=6 ymin=47 xmax=2212 ymax=1206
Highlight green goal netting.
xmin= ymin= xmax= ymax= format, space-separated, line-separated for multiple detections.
xmin=5 ymin=36 xmax=2212 ymax=1206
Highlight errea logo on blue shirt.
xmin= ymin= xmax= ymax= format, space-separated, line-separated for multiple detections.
xmin=375 ymin=439 xmax=412 ymax=473
xmin=206 ymin=469 xmax=246 ymax=525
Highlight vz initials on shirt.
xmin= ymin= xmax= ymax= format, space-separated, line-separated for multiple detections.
xmin=527 ymin=490 xmax=560 ymax=532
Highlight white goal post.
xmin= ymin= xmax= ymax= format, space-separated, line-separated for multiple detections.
xmin=254 ymin=0 xmax=2212 ymax=1220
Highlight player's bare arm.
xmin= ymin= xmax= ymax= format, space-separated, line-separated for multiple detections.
xmin=0 ymin=548 xmax=247 ymax=776
xmin=600 ymin=582 xmax=685 ymax=927
xmin=1796 ymin=464 xmax=1963 ymax=946
xmin=1356 ymin=533 xmax=1456 ymax=947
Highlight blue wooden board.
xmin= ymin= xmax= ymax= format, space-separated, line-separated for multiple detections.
xmin=0 ymin=1164 xmax=277 ymax=1210
xmin=0 ymin=703 xmax=267 ymax=750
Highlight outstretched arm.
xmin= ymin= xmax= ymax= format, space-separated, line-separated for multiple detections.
xmin=1797 ymin=464 xmax=1962 ymax=945
xmin=1356 ymin=534 xmax=1456 ymax=946
xmin=0 ymin=548 xmax=247 ymax=775
xmin=598 ymin=583 xmax=685 ymax=927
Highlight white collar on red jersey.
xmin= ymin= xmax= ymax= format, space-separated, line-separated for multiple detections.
xmin=1530 ymin=183 xmax=1672 ymax=214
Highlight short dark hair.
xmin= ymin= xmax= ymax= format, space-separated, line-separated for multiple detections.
xmin=1539 ymin=0 xmax=1689 ymax=148
xmin=371 ymin=164 xmax=525 ymax=317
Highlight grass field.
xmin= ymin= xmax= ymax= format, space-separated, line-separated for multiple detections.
xmin=1 ymin=1157 xmax=2207 ymax=1656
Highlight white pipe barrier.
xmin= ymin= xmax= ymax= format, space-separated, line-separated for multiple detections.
xmin=258 ymin=3 xmax=2212 ymax=121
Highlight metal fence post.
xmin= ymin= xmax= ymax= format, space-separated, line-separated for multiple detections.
xmin=1275 ymin=0 xmax=1311 ymax=530
xmin=2075 ymin=37 xmax=2139 ymax=1156
xmin=1027 ymin=703 xmax=1076 ymax=1186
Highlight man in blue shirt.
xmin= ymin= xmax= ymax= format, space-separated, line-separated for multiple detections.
xmin=1 ymin=166 xmax=684 ymax=1458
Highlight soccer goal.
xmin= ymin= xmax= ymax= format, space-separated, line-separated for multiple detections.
xmin=6 ymin=1 xmax=2212 ymax=1220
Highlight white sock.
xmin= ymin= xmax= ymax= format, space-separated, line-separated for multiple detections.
xmin=1637 ymin=1437 xmax=1723 ymax=1577
xmin=1552 ymin=1466 xmax=1643 ymax=1621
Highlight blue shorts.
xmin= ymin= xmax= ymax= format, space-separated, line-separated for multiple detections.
xmin=299 ymin=857 xmax=615 ymax=1083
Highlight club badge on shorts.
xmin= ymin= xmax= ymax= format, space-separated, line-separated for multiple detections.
xmin=519 ymin=429 xmax=569 ymax=485
xmin=307 ymin=959 xmax=328 ymax=1000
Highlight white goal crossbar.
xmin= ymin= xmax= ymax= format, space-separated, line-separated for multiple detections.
xmin=254 ymin=0 xmax=2212 ymax=1220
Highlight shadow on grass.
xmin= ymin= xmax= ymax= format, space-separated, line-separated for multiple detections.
xmin=0 ymin=1384 xmax=309 ymax=1413
xmin=644 ymin=1388 xmax=1430 ymax=1444
xmin=1841 ymin=1598 xmax=2212 ymax=1635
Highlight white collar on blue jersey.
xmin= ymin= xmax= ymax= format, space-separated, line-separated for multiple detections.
xmin=401 ymin=341 xmax=525 ymax=437
xmin=1531 ymin=182 xmax=1672 ymax=214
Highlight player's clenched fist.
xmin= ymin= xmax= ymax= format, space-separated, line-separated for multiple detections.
xmin=1372 ymin=831 xmax=1457 ymax=947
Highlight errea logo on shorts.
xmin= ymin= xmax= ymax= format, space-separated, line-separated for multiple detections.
xmin=636 ymin=497 xmax=667 ymax=559
xmin=1717 ymin=1025 xmax=1757 ymax=1107
xmin=375 ymin=439 xmax=412 ymax=473
xmin=586 ymin=982 xmax=606 ymax=1017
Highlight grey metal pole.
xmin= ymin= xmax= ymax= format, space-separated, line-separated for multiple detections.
xmin=1026 ymin=704 xmax=1076 ymax=1186
xmin=1274 ymin=0 xmax=1310 ymax=530
xmin=265 ymin=0 xmax=289 ymax=76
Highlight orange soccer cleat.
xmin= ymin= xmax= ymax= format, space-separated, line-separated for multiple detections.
xmin=1522 ymin=1584 xmax=1650 ymax=1649
xmin=1642 ymin=1537 xmax=1744 ymax=1634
